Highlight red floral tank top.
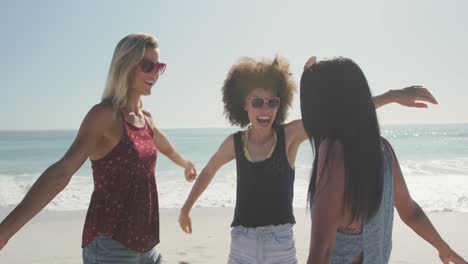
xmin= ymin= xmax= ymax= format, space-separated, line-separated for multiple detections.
xmin=82 ymin=114 xmax=159 ymax=252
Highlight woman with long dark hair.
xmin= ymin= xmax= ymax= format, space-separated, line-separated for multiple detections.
xmin=301 ymin=57 xmax=466 ymax=264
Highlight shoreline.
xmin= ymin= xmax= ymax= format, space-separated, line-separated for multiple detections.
xmin=0 ymin=208 xmax=467 ymax=263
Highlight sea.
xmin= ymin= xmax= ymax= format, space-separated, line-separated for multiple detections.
xmin=0 ymin=124 xmax=467 ymax=212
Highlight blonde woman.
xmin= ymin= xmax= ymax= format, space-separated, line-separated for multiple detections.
xmin=0 ymin=33 xmax=197 ymax=264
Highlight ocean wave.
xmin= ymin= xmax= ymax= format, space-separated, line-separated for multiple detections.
xmin=400 ymin=158 xmax=468 ymax=176
xmin=0 ymin=167 xmax=467 ymax=213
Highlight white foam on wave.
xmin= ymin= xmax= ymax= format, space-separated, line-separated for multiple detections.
xmin=0 ymin=161 xmax=467 ymax=212
xmin=0 ymin=173 xmax=94 ymax=211
xmin=401 ymin=158 xmax=468 ymax=176
xmin=403 ymin=174 xmax=468 ymax=212
xmin=0 ymin=175 xmax=28 ymax=206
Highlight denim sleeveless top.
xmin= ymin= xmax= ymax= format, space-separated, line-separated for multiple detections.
xmin=330 ymin=141 xmax=394 ymax=264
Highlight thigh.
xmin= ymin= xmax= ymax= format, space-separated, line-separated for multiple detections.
xmin=83 ymin=239 xmax=98 ymax=264
xmin=228 ymin=227 xmax=257 ymax=264
xmin=141 ymin=246 xmax=162 ymax=264
xmin=263 ymin=226 xmax=297 ymax=264
xmin=82 ymin=236 xmax=140 ymax=264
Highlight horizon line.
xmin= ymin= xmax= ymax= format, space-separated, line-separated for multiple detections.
xmin=1 ymin=121 xmax=468 ymax=132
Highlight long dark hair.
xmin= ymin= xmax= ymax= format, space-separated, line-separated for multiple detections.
xmin=300 ymin=57 xmax=384 ymax=224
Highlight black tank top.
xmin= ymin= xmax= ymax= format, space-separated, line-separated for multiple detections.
xmin=231 ymin=125 xmax=296 ymax=227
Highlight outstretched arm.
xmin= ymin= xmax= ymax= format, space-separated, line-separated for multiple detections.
xmin=146 ymin=114 xmax=197 ymax=182
xmin=178 ymin=135 xmax=235 ymax=234
xmin=285 ymin=86 xmax=438 ymax=150
xmin=389 ymin=141 xmax=467 ymax=264
xmin=302 ymin=57 xmax=438 ymax=109
xmin=373 ymin=85 xmax=437 ymax=109
xmin=0 ymin=104 xmax=109 ymax=250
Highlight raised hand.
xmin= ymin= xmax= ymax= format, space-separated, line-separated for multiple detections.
xmin=392 ymin=85 xmax=438 ymax=108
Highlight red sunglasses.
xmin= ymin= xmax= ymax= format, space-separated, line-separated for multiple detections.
xmin=139 ymin=59 xmax=167 ymax=75
xmin=249 ymin=96 xmax=281 ymax=109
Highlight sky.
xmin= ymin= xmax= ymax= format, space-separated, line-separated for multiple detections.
xmin=2 ymin=0 xmax=467 ymax=130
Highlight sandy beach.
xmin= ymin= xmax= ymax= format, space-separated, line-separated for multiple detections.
xmin=0 ymin=208 xmax=466 ymax=264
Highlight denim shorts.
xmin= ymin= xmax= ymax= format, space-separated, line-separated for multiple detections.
xmin=82 ymin=236 xmax=162 ymax=264
xmin=228 ymin=223 xmax=297 ymax=264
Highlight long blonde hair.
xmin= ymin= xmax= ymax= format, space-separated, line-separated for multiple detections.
xmin=101 ymin=33 xmax=159 ymax=111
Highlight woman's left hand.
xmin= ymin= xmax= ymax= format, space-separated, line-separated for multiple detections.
xmin=184 ymin=161 xmax=197 ymax=182
xmin=391 ymin=85 xmax=438 ymax=108
xmin=439 ymin=246 xmax=468 ymax=264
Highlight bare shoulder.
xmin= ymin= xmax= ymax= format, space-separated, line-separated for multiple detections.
xmin=141 ymin=109 xmax=158 ymax=130
xmin=141 ymin=109 xmax=164 ymax=137
xmin=285 ymin=119 xmax=303 ymax=129
xmin=217 ymin=133 xmax=236 ymax=160
xmin=284 ymin=119 xmax=303 ymax=132
xmin=82 ymin=103 xmax=115 ymax=127
xmin=316 ymin=139 xmax=345 ymax=188
xmin=284 ymin=119 xmax=308 ymax=143
xmin=63 ymin=103 xmax=116 ymax=160
xmin=142 ymin=109 xmax=153 ymax=119
xmin=220 ymin=134 xmax=235 ymax=150
xmin=317 ymin=139 xmax=345 ymax=174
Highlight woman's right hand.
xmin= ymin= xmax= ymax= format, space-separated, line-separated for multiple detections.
xmin=178 ymin=209 xmax=192 ymax=234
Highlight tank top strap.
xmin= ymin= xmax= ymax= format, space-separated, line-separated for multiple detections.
xmin=119 ymin=109 xmax=153 ymax=137
xmin=141 ymin=113 xmax=154 ymax=138
xmin=274 ymin=124 xmax=287 ymax=156
xmin=118 ymin=109 xmax=131 ymax=138
xmin=381 ymin=138 xmax=395 ymax=205
xmin=276 ymin=124 xmax=285 ymax=147
xmin=233 ymin=131 xmax=244 ymax=161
